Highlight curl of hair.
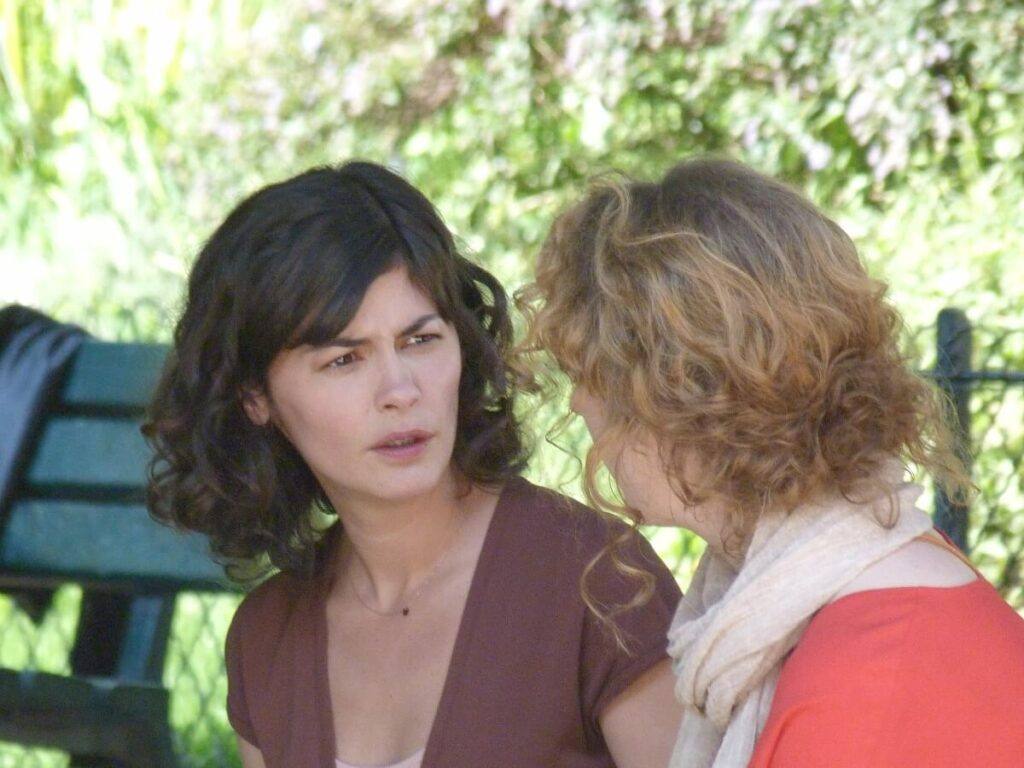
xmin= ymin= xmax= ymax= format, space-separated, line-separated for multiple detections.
xmin=516 ymin=157 xmax=971 ymax=637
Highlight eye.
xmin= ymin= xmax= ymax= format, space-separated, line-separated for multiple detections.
xmin=326 ymin=351 xmax=360 ymax=369
xmin=406 ymin=333 xmax=441 ymax=347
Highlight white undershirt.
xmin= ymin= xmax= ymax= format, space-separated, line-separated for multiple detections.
xmin=334 ymin=748 xmax=425 ymax=768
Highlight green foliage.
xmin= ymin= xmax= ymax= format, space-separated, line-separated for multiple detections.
xmin=5 ymin=0 xmax=1023 ymax=331
xmin=2 ymin=1 xmax=1022 ymax=763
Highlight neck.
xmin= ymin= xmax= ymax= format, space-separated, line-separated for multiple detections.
xmin=684 ymin=502 xmax=754 ymax=571
xmin=705 ymin=529 xmax=749 ymax=571
xmin=327 ymin=471 xmax=472 ymax=607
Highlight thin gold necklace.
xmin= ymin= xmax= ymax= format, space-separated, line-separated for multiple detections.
xmin=348 ymin=512 xmax=464 ymax=618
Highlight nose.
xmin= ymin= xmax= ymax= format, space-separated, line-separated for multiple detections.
xmin=374 ymin=352 xmax=420 ymax=411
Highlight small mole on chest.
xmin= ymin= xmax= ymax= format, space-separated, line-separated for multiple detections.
xmin=402 ymin=607 xmax=410 ymax=616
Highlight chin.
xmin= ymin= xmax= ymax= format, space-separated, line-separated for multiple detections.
xmin=369 ymin=461 xmax=454 ymax=503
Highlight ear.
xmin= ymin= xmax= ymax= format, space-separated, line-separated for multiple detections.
xmin=241 ymin=388 xmax=272 ymax=427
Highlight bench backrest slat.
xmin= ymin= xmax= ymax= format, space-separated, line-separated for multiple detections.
xmin=59 ymin=342 xmax=169 ymax=412
xmin=26 ymin=417 xmax=150 ymax=494
xmin=0 ymin=500 xmax=227 ymax=590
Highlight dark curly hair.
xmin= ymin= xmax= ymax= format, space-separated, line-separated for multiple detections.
xmin=144 ymin=161 xmax=528 ymax=583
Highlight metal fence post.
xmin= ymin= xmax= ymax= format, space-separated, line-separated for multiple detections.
xmin=933 ymin=308 xmax=973 ymax=552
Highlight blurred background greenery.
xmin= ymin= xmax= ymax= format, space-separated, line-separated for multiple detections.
xmin=2 ymin=0 xmax=1022 ymax=765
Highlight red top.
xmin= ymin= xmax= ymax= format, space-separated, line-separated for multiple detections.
xmin=749 ymin=578 xmax=1024 ymax=767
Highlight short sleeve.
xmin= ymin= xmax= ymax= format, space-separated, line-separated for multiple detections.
xmin=579 ymin=528 xmax=682 ymax=728
xmin=224 ymin=597 xmax=260 ymax=747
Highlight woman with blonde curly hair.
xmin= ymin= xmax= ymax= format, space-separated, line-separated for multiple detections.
xmin=518 ymin=158 xmax=1024 ymax=767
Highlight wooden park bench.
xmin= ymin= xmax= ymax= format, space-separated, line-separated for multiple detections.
xmin=0 ymin=340 xmax=235 ymax=768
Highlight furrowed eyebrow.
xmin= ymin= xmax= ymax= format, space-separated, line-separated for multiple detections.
xmin=311 ymin=313 xmax=441 ymax=349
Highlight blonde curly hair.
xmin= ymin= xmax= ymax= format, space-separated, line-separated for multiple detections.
xmin=517 ymin=158 xmax=969 ymax=619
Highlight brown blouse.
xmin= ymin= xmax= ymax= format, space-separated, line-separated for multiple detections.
xmin=224 ymin=477 xmax=682 ymax=767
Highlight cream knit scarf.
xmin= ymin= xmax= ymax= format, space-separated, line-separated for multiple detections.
xmin=666 ymin=465 xmax=934 ymax=767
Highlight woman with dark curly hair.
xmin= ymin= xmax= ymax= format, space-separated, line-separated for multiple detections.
xmin=518 ymin=158 xmax=1024 ymax=767
xmin=144 ymin=161 xmax=682 ymax=768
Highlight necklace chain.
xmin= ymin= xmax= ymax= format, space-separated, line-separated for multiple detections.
xmin=348 ymin=512 xmax=463 ymax=618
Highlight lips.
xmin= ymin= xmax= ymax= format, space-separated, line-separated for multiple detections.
xmin=370 ymin=430 xmax=434 ymax=451
xmin=372 ymin=428 xmax=432 ymax=450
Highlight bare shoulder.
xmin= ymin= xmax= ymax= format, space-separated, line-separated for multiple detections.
xmin=833 ymin=538 xmax=977 ymax=601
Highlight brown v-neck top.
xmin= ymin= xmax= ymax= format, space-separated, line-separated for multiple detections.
xmin=224 ymin=477 xmax=682 ymax=767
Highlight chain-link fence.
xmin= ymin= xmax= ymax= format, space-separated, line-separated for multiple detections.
xmin=1 ymin=308 xmax=1022 ymax=767
xmin=0 ymin=590 xmax=240 ymax=768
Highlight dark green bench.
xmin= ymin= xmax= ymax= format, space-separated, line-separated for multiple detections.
xmin=0 ymin=340 xmax=235 ymax=768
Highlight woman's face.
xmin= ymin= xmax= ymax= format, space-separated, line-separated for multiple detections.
xmin=246 ymin=265 xmax=463 ymax=509
xmin=569 ymin=385 xmax=702 ymax=530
